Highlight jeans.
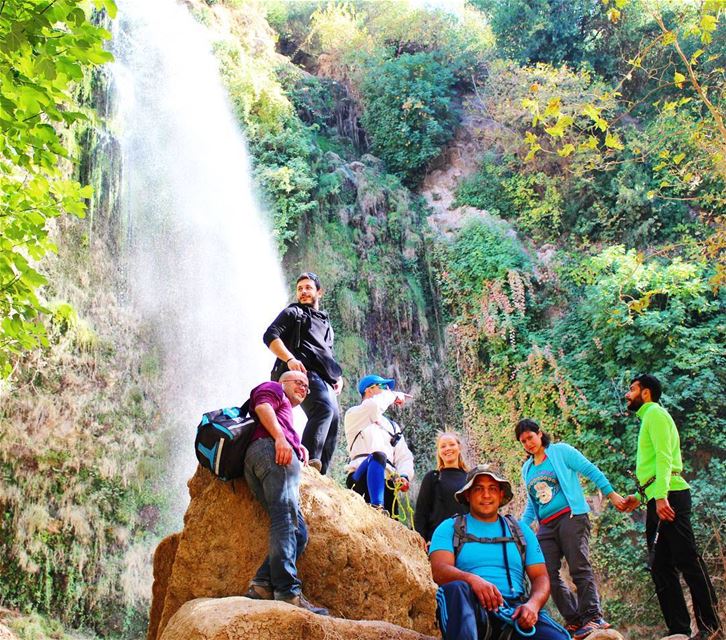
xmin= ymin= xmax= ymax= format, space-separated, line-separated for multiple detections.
xmin=244 ymin=437 xmax=307 ymax=598
xmin=646 ymin=490 xmax=720 ymax=636
xmin=537 ymin=513 xmax=601 ymax=626
xmin=300 ymin=371 xmax=339 ymax=474
xmin=436 ymin=581 xmax=569 ymax=640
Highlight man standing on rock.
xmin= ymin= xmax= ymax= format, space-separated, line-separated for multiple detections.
xmin=623 ymin=374 xmax=720 ymax=640
xmin=264 ymin=272 xmax=343 ymax=474
xmin=344 ymin=374 xmax=414 ymax=516
xmin=429 ymin=464 xmax=569 ymax=640
xmin=243 ymin=370 xmax=328 ymax=615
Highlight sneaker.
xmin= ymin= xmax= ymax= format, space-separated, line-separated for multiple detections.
xmin=689 ymin=630 xmax=723 ymax=640
xmin=573 ymin=618 xmax=610 ymax=640
xmin=308 ymin=459 xmax=322 ymax=472
xmin=370 ymin=504 xmax=390 ymax=516
xmin=565 ymin=622 xmax=580 ymax=637
xmin=277 ymin=592 xmax=329 ymax=616
xmin=244 ymin=583 xmax=273 ymax=600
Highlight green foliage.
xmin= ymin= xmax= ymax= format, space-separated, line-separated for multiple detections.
xmin=456 ymin=161 xmax=564 ymax=241
xmin=360 ymin=52 xmax=458 ymax=185
xmin=0 ymin=0 xmax=115 ymax=378
xmin=437 ymin=217 xmax=529 ymax=316
xmin=472 ymin=0 xmax=608 ymax=68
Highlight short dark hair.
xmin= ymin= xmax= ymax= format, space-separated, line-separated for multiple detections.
xmin=631 ymin=374 xmax=662 ymax=402
xmin=514 ymin=418 xmax=551 ymax=449
xmin=296 ymin=271 xmax=321 ymax=290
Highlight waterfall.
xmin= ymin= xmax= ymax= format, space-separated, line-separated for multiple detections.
xmin=110 ymin=0 xmax=287 ymax=514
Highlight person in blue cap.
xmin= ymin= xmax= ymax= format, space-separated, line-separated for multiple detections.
xmin=344 ymin=374 xmax=414 ymax=515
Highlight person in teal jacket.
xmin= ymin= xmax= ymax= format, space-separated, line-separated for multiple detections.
xmin=515 ymin=419 xmax=627 ymax=640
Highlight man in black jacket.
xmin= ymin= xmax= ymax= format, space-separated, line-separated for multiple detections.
xmin=263 ymin=272 xmax=343 ymax=474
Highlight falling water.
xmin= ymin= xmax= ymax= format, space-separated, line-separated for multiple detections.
xmin=110 ymin=0 xmax=287 ymax=514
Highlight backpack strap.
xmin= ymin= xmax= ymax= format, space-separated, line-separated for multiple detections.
xmin=452 ymin=514 xmax=515 ymax=559
xmin=503 ymin=514 xmax=527 ymax=571
xmin=453 ymin=514 xmax=468 ymax=560
xmin=292 ymin=305 xmax=304 ymax=351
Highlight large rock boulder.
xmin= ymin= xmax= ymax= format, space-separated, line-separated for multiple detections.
xmin=147 ymin=533 xmax=179 ymax=640
xmin=160 ymin=597 xmax=436 ymax=640
xmin=150 ymin=466 xmax=437 ymax=639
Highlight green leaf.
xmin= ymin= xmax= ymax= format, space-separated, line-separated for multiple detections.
xmin=674 ymin=71 xmax=686 ymax=88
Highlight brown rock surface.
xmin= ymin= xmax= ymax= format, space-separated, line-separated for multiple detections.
xmin=0 ymin=622 xmax=17 ymax=640
xmin=147 ymin=533 xmax=180 ymax=640
xmin=160 ymin=597 xmax=436 ymax=640
xmin=152 ymin=467 xmax=437 ymax=639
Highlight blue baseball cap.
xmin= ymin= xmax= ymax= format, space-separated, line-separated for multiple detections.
xmin=358 ymin=374 xmax=395 ymax=395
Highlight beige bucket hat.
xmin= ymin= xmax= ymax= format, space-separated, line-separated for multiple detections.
xmin=454 ymin=463 xmax=514 ymax=506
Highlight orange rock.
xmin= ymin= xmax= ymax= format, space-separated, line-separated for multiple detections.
xmin=160 ymin=597 xmax=436 ymax=640
xmin=151 ymin=466 xmax=437 ymax=639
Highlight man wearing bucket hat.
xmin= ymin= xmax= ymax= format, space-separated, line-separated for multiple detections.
xmin=429 ymin=464 xmax=569 ymax=640
xmin=344 ymin=374 xmax=414 ymax=515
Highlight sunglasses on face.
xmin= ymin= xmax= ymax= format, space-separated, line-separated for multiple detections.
xmin=375 ymin=383 xmax=391 ymax=390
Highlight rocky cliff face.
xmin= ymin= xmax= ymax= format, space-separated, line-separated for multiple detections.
xmin=148 ymin=466 xmax=438 ymax=640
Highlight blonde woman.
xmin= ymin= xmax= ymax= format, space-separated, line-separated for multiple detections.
xmin=414 ymin=432 xmax=470 ymax=542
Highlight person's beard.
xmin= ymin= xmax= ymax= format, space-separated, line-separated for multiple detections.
xmin=627 ymin=397 xmax=644 ymax=412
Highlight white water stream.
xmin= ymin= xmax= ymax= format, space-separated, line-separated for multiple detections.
xmin=111 ymin=0 xmax=287 ymax=514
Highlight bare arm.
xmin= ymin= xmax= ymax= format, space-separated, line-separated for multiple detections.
xmin=268 ymin=338 xmax=307 ymax=374
xmin=255 ymin=402 xmax=293 ymax=466
xmin=430 ymin=550 xmax=504 ymax=611
xmin=511 ymin=563 xmax=550 ymax=630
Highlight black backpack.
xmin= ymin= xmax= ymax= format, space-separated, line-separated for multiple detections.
xmin=194 ymin=399 xmax=256 ymax=480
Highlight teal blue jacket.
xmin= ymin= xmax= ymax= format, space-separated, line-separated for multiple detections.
xmin=521 ymin=443 xmax=614 ymax=525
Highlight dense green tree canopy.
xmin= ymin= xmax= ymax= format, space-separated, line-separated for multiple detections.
xmin=0 ymin=0 xmax=115 ymax=377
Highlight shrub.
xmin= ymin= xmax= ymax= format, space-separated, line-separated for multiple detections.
xmin=360 ymin=52 xmax=458 ymax=185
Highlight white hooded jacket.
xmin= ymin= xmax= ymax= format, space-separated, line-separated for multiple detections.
xmin=344 ymin=389 xmax=415 ymax=479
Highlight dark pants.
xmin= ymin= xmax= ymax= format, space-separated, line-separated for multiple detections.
xmin=436 ymin=581 xmax=569 ymax=640
xmin=537 ymin=513 xmax=601 ymax=626
xmin=646 ymin=489 xmax=720 ymax=636
xmin=300 ymin=371 xmax=339 ymax=474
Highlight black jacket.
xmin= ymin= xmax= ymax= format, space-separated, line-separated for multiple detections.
xmin=414 ymin=468 xmax=469 ymax=542
xmin=263 ymin=303 xmax=342 ymax=385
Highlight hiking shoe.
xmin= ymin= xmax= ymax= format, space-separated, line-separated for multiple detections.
xmin=244 ymin=583 xmax=273 ymax=600
xmin=689 ymin=630 xmax=723 ymax=640
xmin=573 ymin=618 xmax=611 ymax=639
xmin=277 ymin=592 xmax=329 ymax=616
xmin=565 ymin=622 xmax=580 ymax=637
xmin=308 ymin=459 xmax=322 ymax=472
xmin=370 ymin=504 xmax=390 ymax=516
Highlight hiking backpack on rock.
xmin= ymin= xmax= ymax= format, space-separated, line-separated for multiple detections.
xmin=194 ymin=400 xmax=256 ymax=480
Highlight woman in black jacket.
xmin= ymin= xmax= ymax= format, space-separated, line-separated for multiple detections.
xmin=414 ymin=432 xmax=470 ymax=543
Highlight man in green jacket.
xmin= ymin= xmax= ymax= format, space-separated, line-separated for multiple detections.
xmin=624 ymin=374 xmax=720 ymax=640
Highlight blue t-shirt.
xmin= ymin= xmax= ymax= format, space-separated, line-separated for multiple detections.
xmin=429 ymin=514 xmax=544 ymax=598
xmin=525 ymin=456 xmax=569 ymax=521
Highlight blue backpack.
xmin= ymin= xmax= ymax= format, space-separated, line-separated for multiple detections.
xmin=194 ymin=400 xmax=256 ymax=480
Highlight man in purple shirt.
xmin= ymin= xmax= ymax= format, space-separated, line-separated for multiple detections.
xmin=243 ymin=370 xmax=328 ymax=615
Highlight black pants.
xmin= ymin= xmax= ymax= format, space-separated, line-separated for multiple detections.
xmin=300 ymin=371 xmax=339 ymax=474
xmin=646 ymin=489 xmax=720 ymax=636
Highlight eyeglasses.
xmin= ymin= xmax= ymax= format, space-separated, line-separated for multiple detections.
xmin=285 ymin=380 xmax=309 ymax=393
xmin=375 ymin=383 xmax=391 ymax=390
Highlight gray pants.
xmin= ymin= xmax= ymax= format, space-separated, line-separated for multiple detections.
xmin=537 ymin=513 xmax=601 ymax=626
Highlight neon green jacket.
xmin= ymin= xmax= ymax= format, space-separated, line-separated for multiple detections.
xmin=636 ymin=402 xmax=690 ymax=501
